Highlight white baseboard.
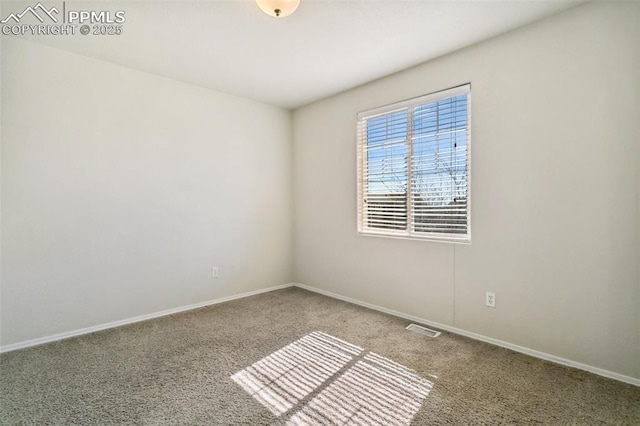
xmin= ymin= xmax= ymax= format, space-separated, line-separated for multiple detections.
xmin=2 ymin=281 xmax=637 ymax=387
xmin=292 ymin=282 xmax=640 ymax=387
xmin=0 ymin=283 xmax=294 ymax=354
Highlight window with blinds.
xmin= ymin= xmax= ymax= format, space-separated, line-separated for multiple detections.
xmin=357 ymin=84 xmax=471 ymax=242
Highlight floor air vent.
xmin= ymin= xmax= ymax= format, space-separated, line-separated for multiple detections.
xmin=406 ymin=324 xmax=441 ymax=338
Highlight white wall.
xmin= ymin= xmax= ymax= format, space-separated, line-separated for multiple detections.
xmin=293 ymin=2 xmax=639 ymax=379
xmin=1 ymin=39 xmax=292 ymax=345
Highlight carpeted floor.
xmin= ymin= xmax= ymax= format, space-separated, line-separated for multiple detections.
xmin=1 ymin=287 xmax=639 ymax=425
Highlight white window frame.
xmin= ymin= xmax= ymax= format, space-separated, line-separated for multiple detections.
xmin=356 ymin=84 xmax=471 ymax=243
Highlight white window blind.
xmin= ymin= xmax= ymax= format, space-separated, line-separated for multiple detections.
xmin=357 ymin=84 xmax=471 ymax=242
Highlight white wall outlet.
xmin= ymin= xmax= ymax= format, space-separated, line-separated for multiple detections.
xmin=212 ymin=267 xmax=219 ymax=278
xmin=486 ymin=292 xmax=496 ymax=308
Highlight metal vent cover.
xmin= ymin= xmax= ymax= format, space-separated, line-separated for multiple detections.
xmin=406 ymin=323 xmax=441 ymax=338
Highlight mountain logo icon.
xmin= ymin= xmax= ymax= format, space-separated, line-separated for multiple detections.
xmin=1 ymin=3 xmax=60 ymax=24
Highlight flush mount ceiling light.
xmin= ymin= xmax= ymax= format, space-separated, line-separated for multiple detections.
xmin=255 ymin=0 xmax=300 ymax=18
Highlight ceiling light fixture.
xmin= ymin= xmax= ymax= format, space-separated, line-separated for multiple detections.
xmin=255 ymin=0 xmax=300 ymax=18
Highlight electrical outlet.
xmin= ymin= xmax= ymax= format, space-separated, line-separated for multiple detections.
xmin=486 ymin=292 xmax=496 ymax=308
xmin=212 ymin=267 xmax=219 ymax=278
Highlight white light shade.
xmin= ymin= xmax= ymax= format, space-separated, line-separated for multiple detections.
xmin=255 ymin=0 xmax=300 ymax=18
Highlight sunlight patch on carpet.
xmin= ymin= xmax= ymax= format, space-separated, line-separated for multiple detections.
xmin=231 ymin=331 xmax=432 ymax=425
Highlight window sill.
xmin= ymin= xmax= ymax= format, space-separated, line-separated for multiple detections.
xmin=357 ymin=230 xmax=471 ymax=244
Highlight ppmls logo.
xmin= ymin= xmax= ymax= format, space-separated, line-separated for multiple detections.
xmin=1 ymin=3 xmax=59 ymax=24
xmin=1 ymin=2 xmax=126 ymax=36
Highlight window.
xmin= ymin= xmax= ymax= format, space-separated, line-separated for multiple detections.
xmin=357 ymin=84 xmax=471 ymax=242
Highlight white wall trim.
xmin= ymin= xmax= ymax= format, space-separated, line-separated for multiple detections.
xmin=2 ymin=281 xmax=637 ymax=387
xmin=0 ymin=283 xmax=294 ymax=354
xmin=293 ymin=282 xmax=640 ymax=387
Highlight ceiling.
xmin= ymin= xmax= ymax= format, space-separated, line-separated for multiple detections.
xmin=4 ymin=0 xmax=584 ymax=109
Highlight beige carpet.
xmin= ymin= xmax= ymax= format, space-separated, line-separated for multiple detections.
xmin=1 ymin=287 xmax=638 ymax=424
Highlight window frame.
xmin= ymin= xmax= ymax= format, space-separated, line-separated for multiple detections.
xmin=356 ymin=84 xmax=471 ymax=243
